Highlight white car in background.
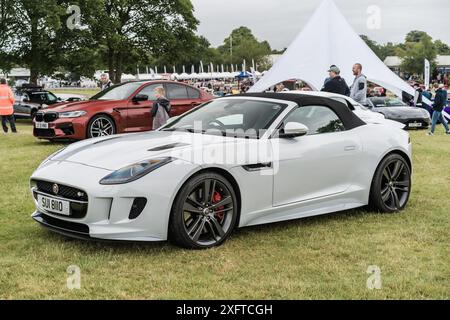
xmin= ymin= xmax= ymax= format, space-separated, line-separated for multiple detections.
xmin=30 ymin=93 xmax=412 ymax=249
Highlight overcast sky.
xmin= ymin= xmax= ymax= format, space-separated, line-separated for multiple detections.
xmin=191 ymin=0 xmax=450 ymax=50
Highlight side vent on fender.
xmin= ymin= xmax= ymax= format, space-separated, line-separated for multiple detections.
xmin=148 ymin=143 xmax=190 ymax=152
xmin=242 ymin=163 xmax=272 ymax=172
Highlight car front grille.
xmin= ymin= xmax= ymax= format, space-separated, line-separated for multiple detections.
xmin=32 ymin=180 xmax=89 ymax=219
xmin=35 ymin=112 xmax=59 ymax=122
xmin=34 ymin=180 xmax=88 ymax=202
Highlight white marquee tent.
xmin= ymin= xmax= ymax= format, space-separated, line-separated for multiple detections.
xmin=250 ymin=0 xmax=418 ymax=101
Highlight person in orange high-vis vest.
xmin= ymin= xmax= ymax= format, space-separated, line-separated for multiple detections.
xmin=0 ymin=78 xmax=17 ymax=133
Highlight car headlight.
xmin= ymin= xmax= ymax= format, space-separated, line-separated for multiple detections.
xmin=100 ymin=157 xmax=174 ymax=185
xmin=59 ymin=111 xmax=87 ymax=118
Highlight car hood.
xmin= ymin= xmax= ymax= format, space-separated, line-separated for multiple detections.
xmin=49 ymin=131 xmax=269 ymax=171
xmin=44 ymin=99 xmax=119 ymax=112
xmin=373 ymin=107 xmax=428 ymax=117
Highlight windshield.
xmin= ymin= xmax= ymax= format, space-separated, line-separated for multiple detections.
xmin=162 ymin=98 xmax=287 ymax=139
xmin=370 ymin=98 xmax=406 ymax=108
xmin=91 ymin=82 xmax=143 ymax=101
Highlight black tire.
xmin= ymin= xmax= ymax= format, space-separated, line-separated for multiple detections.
xmin=87 ymin=114 xmax=116 ymax=138
xmin=369 ymin=153 xmax=411 ymax=213
xmin=169 ymin=172 xmax=238 ymax=249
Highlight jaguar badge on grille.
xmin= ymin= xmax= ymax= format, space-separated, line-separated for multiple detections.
xmin=52 ymin=184 xmax=59 ymax=195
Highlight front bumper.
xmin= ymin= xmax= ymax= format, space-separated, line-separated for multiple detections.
xmin=386 ymin=116 xmax=431 ymax=129
xmin=30 ymin=159 xmax=200 ymax=242
xmin=33 ymin=117 xmax=87 ymax=140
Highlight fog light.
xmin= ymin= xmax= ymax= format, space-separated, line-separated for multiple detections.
xmin=129 ymin=198 xmax=147 ymax=220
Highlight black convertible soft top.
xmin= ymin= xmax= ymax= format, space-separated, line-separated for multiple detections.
xmin=236 ymin=92 xmax=367 ymax=130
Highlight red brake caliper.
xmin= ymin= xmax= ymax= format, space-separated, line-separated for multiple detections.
xmin=213 ymin=191 xmax=225 ymax=222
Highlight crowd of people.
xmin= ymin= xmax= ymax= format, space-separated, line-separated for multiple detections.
xmin=2 ymin=66 xmax=449 ymax=135
xmin=314 ymin=62 xmax=449 ymax=136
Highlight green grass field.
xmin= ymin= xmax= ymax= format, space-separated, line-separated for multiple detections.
xmin=0 ymin=121 xmax=449 ymax=299
xmin=52 ymin=88 xmax=100 ymax=99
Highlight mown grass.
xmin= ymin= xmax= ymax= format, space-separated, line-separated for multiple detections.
xmin=0 ymin=121 xmax=449 ymax=299
xmin=51 ymin=88 xmax=100 ymax=99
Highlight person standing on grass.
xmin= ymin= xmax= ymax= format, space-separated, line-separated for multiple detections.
xmin=350 ymin=63 xmax=367 ymax=105
xmin=151 ymin=86 xmax=171 ymax=130
xmin=100 ymin=73 xmax=113 ymax=91
xmin=321 ymin=65 xmax=350 ymax=96
xmin=428 ymin=84 xmax=450 ymax=136
xmin=0 ymin=78 xmax=17 ymax=134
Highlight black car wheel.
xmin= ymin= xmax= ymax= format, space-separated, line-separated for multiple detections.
xmin=169 ymin=172 xmax=238 ymax=249
xmin=87 ymin=115 xmax=116 ymax=138
xmin=369 ymin=153 xmax=411 ymax=213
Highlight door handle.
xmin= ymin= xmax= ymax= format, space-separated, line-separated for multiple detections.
xmin=344 ymin=146 xmax=357 ymax=151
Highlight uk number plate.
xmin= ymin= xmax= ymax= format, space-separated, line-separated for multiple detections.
xmin=409 ymin=122 xmax=422 ymax=128
xmin=35 ymin=122 xmax=49 ymax=129
xmin=37 ymin=194 xmax=70 ymax=216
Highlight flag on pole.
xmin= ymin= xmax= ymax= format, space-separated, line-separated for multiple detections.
xmin=424 ymin=59 xmax=430 ymax=89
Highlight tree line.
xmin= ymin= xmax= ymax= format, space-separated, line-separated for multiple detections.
xmin=0 ymin=0 xmax=272 ymax=84
xmin=1 ymin=1 xmax=448 ymax=84
xmin=361 ymin=30 xmax=450 ymax=78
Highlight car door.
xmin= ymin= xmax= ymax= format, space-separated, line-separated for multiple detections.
xmin=165 ymin=83 xmax=199 ymax=117
xmin=273 ymin=105 xmax=362 ymax=206
xmin=14 ymin=92 xmax=28 ymax=116
xmin=126 ymin=83 xmax=161 ymax=132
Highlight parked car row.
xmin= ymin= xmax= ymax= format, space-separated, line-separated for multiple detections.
xmin=29 ymin=80 xmax=440 ymax=142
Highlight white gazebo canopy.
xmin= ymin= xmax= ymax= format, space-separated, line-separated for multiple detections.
xmin=250 ymin=0 xmax=417 ymax=101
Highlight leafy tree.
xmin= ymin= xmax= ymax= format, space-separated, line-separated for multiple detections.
xmin=8 ymin=0 xmax=67 ymax=83
xmin=405 ymin=30 xmax=429 ymax=43
xmin=379 ymin=42 xmax=401 ymax=60
xmin=76 ymin=0 xmax=199 ymax=83
xmin=218 ymin=26 xmax=272 ymax=68
xmin=434 ymin=40 xmax=450 ymax=55
xmin=0 ymin=0 xmax=16 ymax=72
xmin=397 ymin=32 xmax=437 ymax=76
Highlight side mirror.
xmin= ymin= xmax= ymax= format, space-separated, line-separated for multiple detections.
xmin=132 ymin=94 xmax=148 ymax=103
xmin=280 ymin=122 xmax=309 ymax=138
xmin=22 ymin=98 xmax=30 ymax=103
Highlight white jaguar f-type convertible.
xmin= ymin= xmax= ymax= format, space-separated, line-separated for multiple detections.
xmin=30 ymin=93 xmax=412 ymax=249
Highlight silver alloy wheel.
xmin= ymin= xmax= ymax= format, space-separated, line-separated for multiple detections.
xmin=89 ymin=117 xmax=115 ymax=137
xmin=182 ymin=178 xmax=235 ymax=246
xmin=380 ymin=159 xmax=411 ymax=210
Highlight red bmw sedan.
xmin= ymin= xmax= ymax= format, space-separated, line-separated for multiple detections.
xmin=33 ymin=81 xmax=213 ymax=140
